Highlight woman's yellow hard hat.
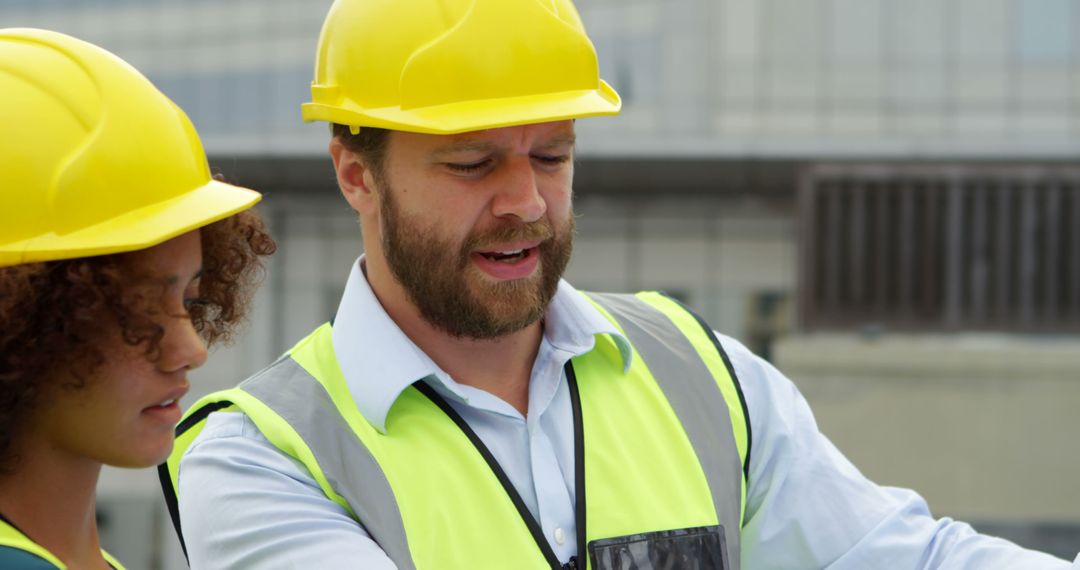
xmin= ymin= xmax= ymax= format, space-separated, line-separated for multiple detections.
xmin=301 ymin=0 xmax=622 ymax=134
xmin=0 ymin=28 xmax=261 ymax=267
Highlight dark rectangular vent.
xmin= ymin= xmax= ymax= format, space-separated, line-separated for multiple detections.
xmin=798 ymin=165 xmax=1080 ymax=332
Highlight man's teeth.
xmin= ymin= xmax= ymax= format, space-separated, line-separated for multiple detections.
xmin=483 ymin=248 xmax=528 ymax=261
xmin=159 ymin=399 xmax=175 ymax=407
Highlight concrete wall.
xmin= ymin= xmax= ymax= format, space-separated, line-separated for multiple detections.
xmin=774 ymin=334 xmax=1080 ymax=524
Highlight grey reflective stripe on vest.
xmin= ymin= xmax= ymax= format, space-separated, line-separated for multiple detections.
xmin=588 ymin=293 xmax=743 ymax=568
xmin=238 ymin=359 xmax=418 ymax=570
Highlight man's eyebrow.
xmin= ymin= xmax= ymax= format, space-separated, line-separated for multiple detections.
xmin=430 ymin=140 xmax=498 ymax=159
xmin=430 ymin=133 xmax=576 ymax=159
xmin=537 ymin=133 xmax=577 ymax=150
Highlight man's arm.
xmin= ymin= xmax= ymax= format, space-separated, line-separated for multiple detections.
xmin=177 ymin=412 xmax=397 ymax=570
xmin=719 ymin=332 xmax=1078 ymax=569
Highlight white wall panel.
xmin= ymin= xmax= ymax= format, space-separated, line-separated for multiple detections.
xmin=11 ymin=0 xmax=1080 ymax=156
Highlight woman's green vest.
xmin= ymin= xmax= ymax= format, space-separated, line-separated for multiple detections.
xmin=161 ymin=292 xmax=751 ymax=570
xmin=0 ymin=518 xmax=124 ymax=570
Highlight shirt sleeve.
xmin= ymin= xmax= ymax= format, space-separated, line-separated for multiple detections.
xmin=716 ymin=332 xmax=1077 ymax=570
xmin=177 ymin=411 xmax=397 ymax=570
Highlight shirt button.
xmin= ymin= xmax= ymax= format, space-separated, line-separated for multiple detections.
xmin=554 ymin=527 xmax=566 ymax=545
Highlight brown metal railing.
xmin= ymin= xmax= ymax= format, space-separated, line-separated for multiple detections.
xmin=798 ymin=164 xmax=1080 ymax=332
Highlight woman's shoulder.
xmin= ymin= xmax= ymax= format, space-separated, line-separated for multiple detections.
xmin=0 ymin=544 xmax=60 ymax=569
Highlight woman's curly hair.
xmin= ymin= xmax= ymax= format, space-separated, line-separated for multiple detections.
xmin=0 ymin=208 xmax=276 ymax=473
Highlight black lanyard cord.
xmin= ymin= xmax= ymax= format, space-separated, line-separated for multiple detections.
xmin=415 ymin=359 xmax=586 ymax=569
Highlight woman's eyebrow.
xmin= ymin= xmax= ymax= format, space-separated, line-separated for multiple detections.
xmin=167 ymin=268 xmax=203 ymax=286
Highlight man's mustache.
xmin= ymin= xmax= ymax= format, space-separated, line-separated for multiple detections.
xmin=462 ymin=220 xmax=555 ymax=254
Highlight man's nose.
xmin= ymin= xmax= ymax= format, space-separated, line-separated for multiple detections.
xmin=491 ymin=157 xmax=547 ymax=223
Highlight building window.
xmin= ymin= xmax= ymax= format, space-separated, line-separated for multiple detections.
xmin=1016 ymin=0 xmax=1074 ymax=62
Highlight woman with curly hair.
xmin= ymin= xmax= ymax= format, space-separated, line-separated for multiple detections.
xmin=0 ymin=29 xmax=276 ymax=569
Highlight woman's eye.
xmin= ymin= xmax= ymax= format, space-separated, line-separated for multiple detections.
xmin=183 ymin=298 xmax=209 ymax=311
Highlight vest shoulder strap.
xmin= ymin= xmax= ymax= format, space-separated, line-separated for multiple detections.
xmin=0 ymin=519 xmax=125 ymax=570
xmin=585 ymin=291 xmax=751 ymax=480
xmin=583 ymin=290 xmax=750 ymax=552
xmin=0 ymin=520 xmax=63 ymax=569
xmin=161 ymin=333 xmax=414 ymax=569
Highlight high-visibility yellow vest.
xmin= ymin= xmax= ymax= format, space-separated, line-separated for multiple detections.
xmin=162 ymin=292 xmax=751 ymax=570
xmin=0 ymin=517 xmax=124 ymax=570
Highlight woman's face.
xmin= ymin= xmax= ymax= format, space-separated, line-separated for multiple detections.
xmin=30 ymin=230 xmax=208 ymax=468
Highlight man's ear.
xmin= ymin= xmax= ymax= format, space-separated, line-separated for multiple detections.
xmin=329 ymin=137 xmax=379 ymax=215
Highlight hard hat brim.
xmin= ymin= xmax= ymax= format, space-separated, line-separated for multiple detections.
xmin=302 ymin=81 xmax=621 ymax=135
xmin=0 ymin=179 xmax=262 ymax=267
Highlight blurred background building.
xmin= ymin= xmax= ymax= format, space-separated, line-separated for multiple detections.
xmin=5 ymin=0 xmax=1079 ymax=566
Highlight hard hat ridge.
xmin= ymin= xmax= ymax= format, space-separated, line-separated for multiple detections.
xmin=398 ymin=0 xmax=599 ymax=108
xmin=0 ymin=28 xmax=261 ymax=267
xmin=302 ymin=0 xmax=621 ymax=134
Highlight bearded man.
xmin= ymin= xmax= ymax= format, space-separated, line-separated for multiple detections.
xmin=162 ymin=0 xmax=1078 ymax=568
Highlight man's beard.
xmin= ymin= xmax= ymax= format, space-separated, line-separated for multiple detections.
xmin=379 ymin=183 xmax=574 ymax=340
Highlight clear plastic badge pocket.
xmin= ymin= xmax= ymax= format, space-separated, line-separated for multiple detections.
xmin=587 ymin=525 xmax=728 ymax=570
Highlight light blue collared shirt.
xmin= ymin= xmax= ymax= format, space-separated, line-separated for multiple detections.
xmin=178 ymin=258 xmax=1077 ymax=569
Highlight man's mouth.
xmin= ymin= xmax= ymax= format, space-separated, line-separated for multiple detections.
xmin=471 ymin=240 xmax=543 ymax=280
xmin=479 ymin=248 xmax=531 ymax=263
xmin=475 ymin=239 xmax=542 ymax=261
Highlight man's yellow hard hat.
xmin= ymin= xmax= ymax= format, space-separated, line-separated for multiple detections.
xmin=0 ymin=28 xmax=261 ymax=267
xmin=301 ymin=0 xmax=622 ymax=134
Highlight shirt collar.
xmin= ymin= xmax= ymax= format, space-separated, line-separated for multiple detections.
xmin=330 ymin=256 xmax=631 ymax=433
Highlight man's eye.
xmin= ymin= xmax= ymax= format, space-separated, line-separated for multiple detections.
xmin=534 ymin=154 xmax=570 ymax=166
xmin=446 ymin=160 xmax=491 ymax=174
